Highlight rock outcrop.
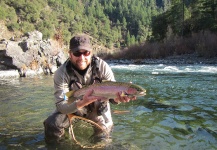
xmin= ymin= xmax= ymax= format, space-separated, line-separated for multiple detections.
xmin=0 ymin=31 xmax=66 ymax=77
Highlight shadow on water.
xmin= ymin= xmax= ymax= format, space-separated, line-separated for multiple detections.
xmin=143 ymin=101 xmax=177 ymax=111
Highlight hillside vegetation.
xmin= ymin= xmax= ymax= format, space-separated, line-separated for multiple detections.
xmin=0 ymin=0 xmax=217 ymax=58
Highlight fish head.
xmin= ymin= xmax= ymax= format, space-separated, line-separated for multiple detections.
xmin=127 ymin=84 xmax=146 ymax=97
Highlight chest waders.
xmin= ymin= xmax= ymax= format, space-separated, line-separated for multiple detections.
xmin=66 ymin=56 xmax=109 ymax=122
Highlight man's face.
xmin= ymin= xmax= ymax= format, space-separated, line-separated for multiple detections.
xmin=69 ymin=50 xmax=92 ymax=70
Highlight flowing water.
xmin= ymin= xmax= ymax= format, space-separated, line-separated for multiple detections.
xmin=0 ymin=64 xmax=217 ymax=150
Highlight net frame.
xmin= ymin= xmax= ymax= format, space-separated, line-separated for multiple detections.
xmin=67 ymin=114 xmax=109 ymax=148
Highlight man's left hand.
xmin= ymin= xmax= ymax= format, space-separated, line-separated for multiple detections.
xmin=114 ymin=91 xmax=137 ymax=103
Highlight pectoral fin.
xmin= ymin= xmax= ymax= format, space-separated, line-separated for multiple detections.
xmin=120 ymin=91 xmax=127 ymax=97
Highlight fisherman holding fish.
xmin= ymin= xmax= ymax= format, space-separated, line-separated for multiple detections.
xmin=43 ymin=34 xmax=145 ymax=144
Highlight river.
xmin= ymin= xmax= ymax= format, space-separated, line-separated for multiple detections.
xmin=0 ymin=63 xmax=217 ymax=150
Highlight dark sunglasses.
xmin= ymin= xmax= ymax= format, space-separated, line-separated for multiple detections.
xmin=72 ymin=51 xmax=91 ymax=57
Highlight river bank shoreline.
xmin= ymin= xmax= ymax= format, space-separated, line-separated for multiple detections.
xmin=106 ymin=54 xmax=217 ymax=65
xmin=1 ymin=54 xmax=217 ymax=78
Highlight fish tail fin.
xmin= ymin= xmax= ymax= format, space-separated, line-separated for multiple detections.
xmin=66 ymin=90 xmax=74 ymax=97
xmin=66 ymin=90 xmax=77 ymax=103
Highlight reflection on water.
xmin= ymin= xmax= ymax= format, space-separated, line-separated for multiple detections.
xmin=0 ymin=64 xmax=217 ymax=150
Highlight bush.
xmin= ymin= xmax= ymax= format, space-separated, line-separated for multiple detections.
xmin=7 ymin=23 xmax=19 ymax=31
xmin=195 ymin=31 xmax=217 ymax=58
xmin=0 ymin=3 xmax=7 ymax=20
xmin=108 ymin=30 xmax=217 ymax=60
xmin=20 ymin=21 xmax=35 ymax=33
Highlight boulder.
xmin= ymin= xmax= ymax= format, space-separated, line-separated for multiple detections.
xmin=0 ymin=31 xmax=66 ymax=77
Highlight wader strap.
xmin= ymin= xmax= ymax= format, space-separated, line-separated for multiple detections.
xmin=91 ymin=56 xmax=102 ymax=84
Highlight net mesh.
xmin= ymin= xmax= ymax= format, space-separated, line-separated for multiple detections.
xmin=68 ymin=114 xmax=110 ymax=148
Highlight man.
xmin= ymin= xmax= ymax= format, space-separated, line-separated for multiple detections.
xmin=43 ymin=34 xmax=135 ymax=144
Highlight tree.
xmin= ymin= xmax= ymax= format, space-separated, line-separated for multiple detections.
xmin=126 ymin=31 xmax=131 ymax=46
xmin=190 ymin=0 xmax=217 ymax=31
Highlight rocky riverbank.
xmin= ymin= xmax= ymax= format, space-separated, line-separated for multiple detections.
xmin=0 ymin=31 xmax=66 ymax=78
xmin=1 ymin=30 xmax=216 ymax=79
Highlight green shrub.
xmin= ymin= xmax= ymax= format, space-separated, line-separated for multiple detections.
xmin=20 ymin=21 xmax=35 ymax=33
xmin=7 ymin=23 xmax=19 ymax=31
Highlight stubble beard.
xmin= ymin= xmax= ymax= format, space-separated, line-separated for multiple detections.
xmin=74 ymin=59 xmax=90 ymax=70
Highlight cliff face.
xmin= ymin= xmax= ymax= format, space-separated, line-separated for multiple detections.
xmin=0 ymin=30 xmax=66 ymax=77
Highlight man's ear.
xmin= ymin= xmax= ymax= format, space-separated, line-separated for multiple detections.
xmin=68 ymin=51 xmax=72 ymax=58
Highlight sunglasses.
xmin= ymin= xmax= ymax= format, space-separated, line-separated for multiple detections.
xmin=72 ymin=51 xmax=91 ymax=57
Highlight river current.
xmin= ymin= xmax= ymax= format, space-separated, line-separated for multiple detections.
xmin=0 ymin=64 xmax=217 ymax=150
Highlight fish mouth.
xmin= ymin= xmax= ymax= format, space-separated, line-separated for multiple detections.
xmin=139 ymin=91 xmax=146 ymax=96
xmin=125 ymin=90 xmax=146 ymax=97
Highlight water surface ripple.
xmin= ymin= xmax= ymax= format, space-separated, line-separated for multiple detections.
xmin=0 ymin=64 xmax=216 ymax=150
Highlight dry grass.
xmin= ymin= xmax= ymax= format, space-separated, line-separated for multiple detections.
xmin=107 ymin=30 xmax=217 ymax=60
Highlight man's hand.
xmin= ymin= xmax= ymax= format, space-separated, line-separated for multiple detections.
xmin=114 ymin=91 xmax=137 ymax=103
xmin=76 ymin=89 xmax=105 ymax=109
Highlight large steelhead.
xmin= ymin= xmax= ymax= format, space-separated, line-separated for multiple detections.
xmin=66 ymin=81 xmax=146 ymax=103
